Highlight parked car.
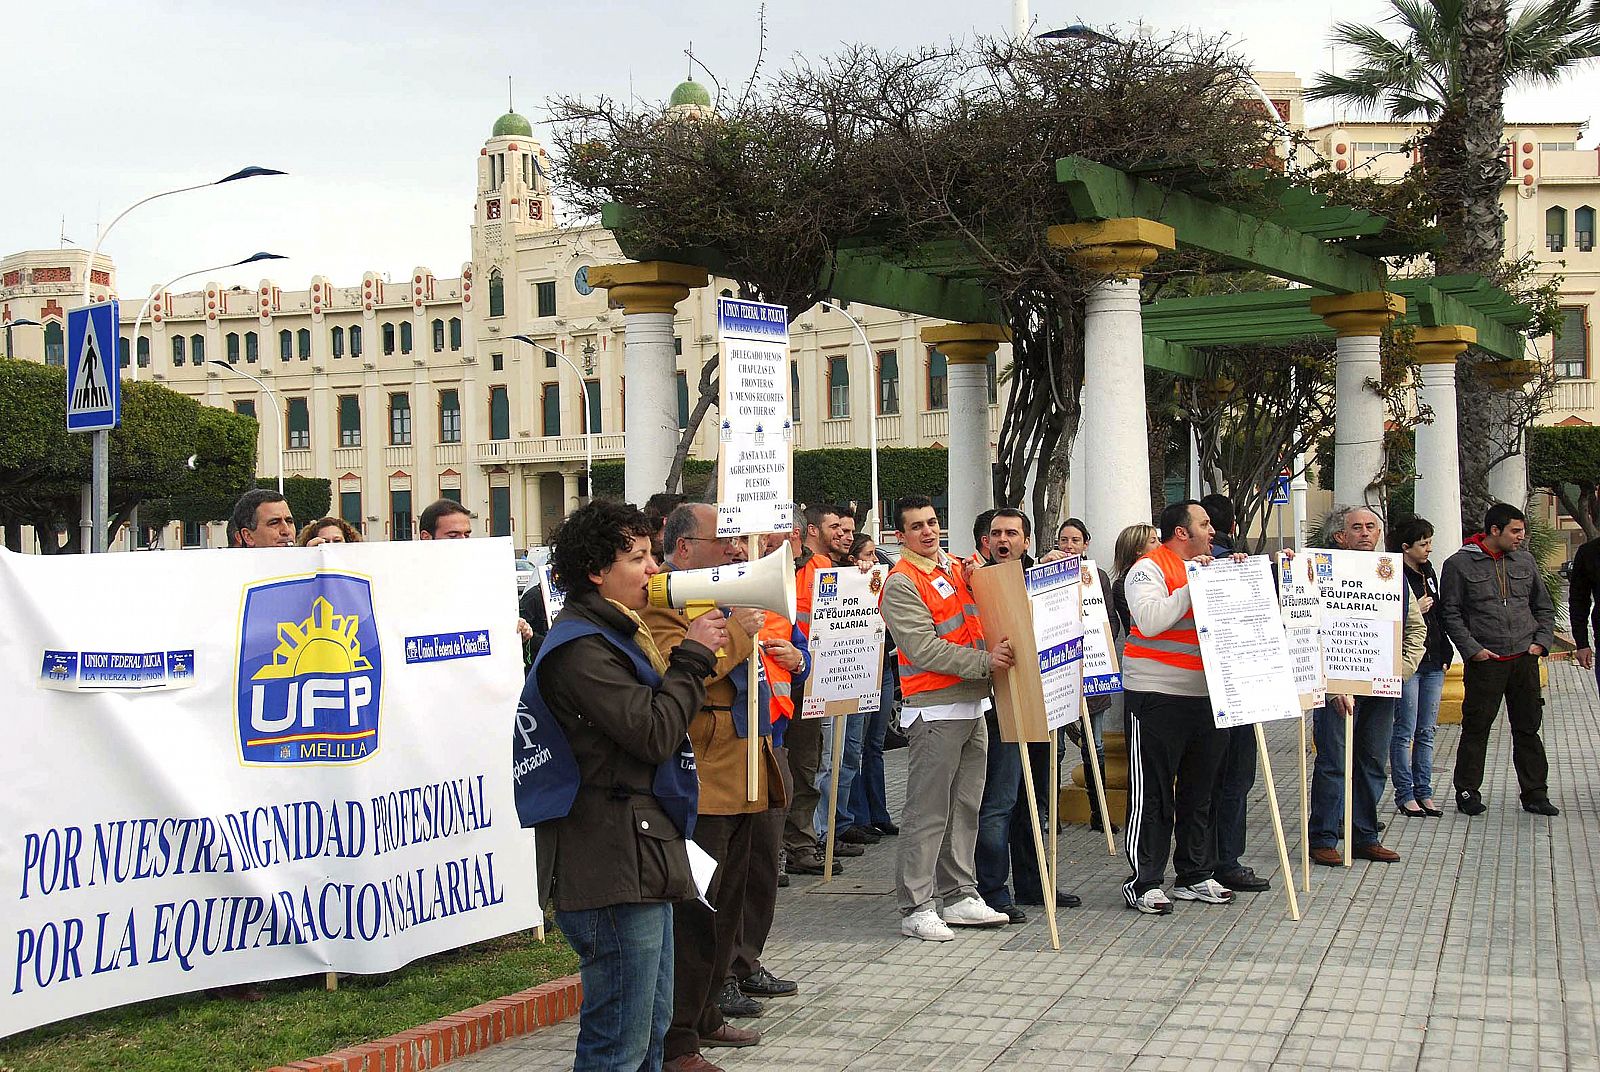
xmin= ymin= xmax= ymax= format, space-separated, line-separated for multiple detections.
xmin=514 ymin=558 xmax=538 ymax=595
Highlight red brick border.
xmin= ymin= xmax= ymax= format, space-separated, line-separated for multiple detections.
xmin=265 ymin=974 xmax=583 ymax=1072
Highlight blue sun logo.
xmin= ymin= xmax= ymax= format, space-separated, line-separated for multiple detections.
xmin=236 ymin=573 xmax=383 ymax=765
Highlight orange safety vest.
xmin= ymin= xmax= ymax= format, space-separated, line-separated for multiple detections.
xmin=759 ymin=612 xmax=794 ymax=722
xmin=883 ymin=556 xmax=986 ymax=698
xmin=1122 ymin=543 xmax=1204 ymax=671
xmin=794 ymin=552 xmax=831 ymax=639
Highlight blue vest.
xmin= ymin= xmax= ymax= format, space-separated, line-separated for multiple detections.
xmin=512 ymin=617 xmax=699 ymax=838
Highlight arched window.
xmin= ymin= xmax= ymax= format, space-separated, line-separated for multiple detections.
xmin=190 ymin=334 xmax=205 ymax=364
xmin=226 ymin=332 xmax=240 ymax=364
xmin=43 ymin=322 xmax=64 ymax=366
xmin=488 ymin=268 xmax=505 ymax=318
xmin=279 ymin=329 xmax=293 ymax=361
xmin=349 ymin=325 xmax=363 ymax=358
xmin=331 ymin=326 xmax=344 ymax=358
xmin=1547 ymin=206 xmax=1568 ymax=252
xmin=137 ymin=336 xmax=149 ymax=369
xmin=245 ymin=331 xmax=259 ymax=363
xmin=119 ymin=337 xmax=131 ymax=369
xmin=399 ymin=321 xmax=413 ymax=354
xmin=382 ymin=323 xmax=395 ymax=355
xmin=1578 ymin=206 xmax=1596 ymax=253
xmin=172 ymin=335 xmax=186 ymax=366
xmin=432 ymin=318 xmax=445 ymax=352
xmin=297 ymin=328 xmax=311 ymax=360
xmin=449 ymin=317 xmax=462 ymax=350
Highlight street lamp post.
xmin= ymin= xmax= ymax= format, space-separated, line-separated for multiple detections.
xmin=511 ymin=334 xmax=594 ymax=503
xmin=816 ymin=302 xmax=882 ymax=543
xmin=78 ymin=165 xmax=287 ymax=554
xmin=207 ymin=359 xmax=284 ymax=495
xmin=4 ymin=317 xmax=41 ymax=360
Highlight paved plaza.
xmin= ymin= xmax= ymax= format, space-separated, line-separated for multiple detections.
xmin=460 ymin=662 xmax=1600 ymax=1071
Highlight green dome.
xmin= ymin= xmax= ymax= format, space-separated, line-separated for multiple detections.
xmin=668 ymin=79 xmax=712 ymax=108
xmin=491 ymin=111 xmax=533 ymax=137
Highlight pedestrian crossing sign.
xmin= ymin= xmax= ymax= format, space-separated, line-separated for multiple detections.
xmin=66 ymin=300 xmax=120 ymax=432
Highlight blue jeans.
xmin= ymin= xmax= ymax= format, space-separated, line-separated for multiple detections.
xmin=1310 ymin=696 xmax=1396 ymax=850
xmin=814 ymin=714 xmax=867 ymax=835
xmin=1392 ymin=668 xmax=1445 ymax=806
xmin=976 ymin=709 xmax=1022 ymax=908
xmin=849 ymin=690 xmax=893 ymax=827
xmin=555 ymin=902 xmax=674 ymax=1072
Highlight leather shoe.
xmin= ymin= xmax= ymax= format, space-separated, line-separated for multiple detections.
xmin=1353 ymin=843 xmax=1400 ymax=862
xmin=840 ymin=825 xmax=881 ymax=844
xmin=1019 ymin=890 xmax=1082 ymax=908
xmin=663 ymin=1054 xmax=725 ymax=1072
xmin=787 ymin=851 xmax=843 ymax=876
xmin=1216 ymin=867 xmax=1270 ymax=892
xmin=716 ymin=980 xmax=762 ymax=1018
xmin=1523 ymin=799 xmax=1561 ymax=816
xmin=739 ymin=967 xmax=797 ymax=998
xmin=825 ymin=839 xmax=865 ymax=857
xmin=1311 ymin=846 xmax=1343 ymax=867
xmin=1090 ymin=817 xmax=1121 ymax=834
xmin=872 ymin=821 xmax=900 ymax=836
xmin=998 ymin=903 xmax=1028 ymax=924
xmin=702 ymin=1023 xmax=760 ymax=1048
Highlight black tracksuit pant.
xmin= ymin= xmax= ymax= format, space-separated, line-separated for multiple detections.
xmin=1122 ymin=690 xmax=1228 ymax=902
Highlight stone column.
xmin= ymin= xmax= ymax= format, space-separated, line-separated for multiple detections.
xmin=588 ymin=261 xmax=709 ymax=506
xmin=1048 ymin=219 xmax=1176 ymax=543
xmin=1411 ymin=326 xmax=1476 ymax=560
xmin=1310 ymin=292 xmax=1406 ymax=509
xmin=562 ymin=469 xmax=580 ymax=516
xmin=921 ymin=324 xmax=1009 ymax=556
xmin=1483 ymin=360 xmax=1539 ymax=510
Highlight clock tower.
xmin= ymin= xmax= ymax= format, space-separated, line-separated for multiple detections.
xmin=472 ymin=109 xmax=556 ymax=274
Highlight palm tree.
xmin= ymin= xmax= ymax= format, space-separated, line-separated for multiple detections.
xmin=1307 ymin=0 xmax=1600 ymax=520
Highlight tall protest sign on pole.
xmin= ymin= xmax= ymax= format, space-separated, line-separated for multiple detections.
xmin=1313 ymin=548 xmax=1405 ymax=864
xmin=1079 ymin=559 xmax=1119 ymax=854
xmin=1187 ymin=557 xmax=1302 ymax=921
xmin=802 ymin=564 xmax=886 ymax=880
xmin=971 ymin=560 xmax=1076 ymax=951
xmin=1277 ymin=550 xmax=1324 ymax=891
xmin=0 ymin=541 xmax=537 ymax=1038
xmin=715 ymin=297 xmax=795 ymax=802
xmin=1024 ymin=558 xmax=1085 ymax=889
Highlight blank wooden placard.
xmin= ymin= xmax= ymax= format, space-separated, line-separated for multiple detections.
xmin=969 ymin=560 xmax=1050 ymax=744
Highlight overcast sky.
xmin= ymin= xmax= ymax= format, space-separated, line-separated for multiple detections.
xmin=7 ymin=1 xmax=1596 ymax=297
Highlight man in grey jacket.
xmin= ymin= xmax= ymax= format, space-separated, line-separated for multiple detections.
xmin=879 ymin=495 xmax=1015 ymax=941
xmin=1439 ymin=503 xmax=1559 ymax=817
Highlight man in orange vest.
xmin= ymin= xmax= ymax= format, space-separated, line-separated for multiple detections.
xmin=879 ymin=495 xmax=1016 ymax=941
xmin=1121 ymin=500 xmax=1236 ymax=916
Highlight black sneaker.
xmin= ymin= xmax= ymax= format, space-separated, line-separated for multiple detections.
xmin=1216 ymin=867 xmax=1271 ymax=893
xmin=1457 ymin=789 xmax=1487 ymax=816
xmin=1523 ymin=799 xmax=1561 ymax=816
xmin=716 ymin=980 xmax=763 ymax=1018
xmin=739 ymin=967 xmax=798 ymax=997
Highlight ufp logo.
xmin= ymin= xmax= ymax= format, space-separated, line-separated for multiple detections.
xmin=818 ymin=571 xmax=839 ymax=602
xmin=235 ymin=572 xmax=382 ymax=765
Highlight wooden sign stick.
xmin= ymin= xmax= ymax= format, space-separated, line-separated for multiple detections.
xmin=1299 ymin=717 xmax=1311 ymax=892
xmin=1048 ymin=732 xmax=1060 ymax=913
xmin=1343 ymin=705 xmax=1354 ymax=868
xmin=1016 ymin=736 xmax=1060 ymax=952
xmin=1081 ymin=699 xmax=1116 ymax=855
xmin=1254 ymin=723 xmax=1301 ymax=921
xmin=821 ymin=716 xmax=847 ymax=884
xmin=746 ymin=534 xmax=762 ymax=803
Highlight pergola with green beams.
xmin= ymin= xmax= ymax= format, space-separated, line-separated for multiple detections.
xmin=594 ymin=154 xmax=1534 ymax=554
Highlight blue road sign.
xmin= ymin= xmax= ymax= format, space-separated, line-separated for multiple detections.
xmin=66 ymin=300 xmax=120 ymax=432
xmin=1270 ymin=474 xmax=1291 ymax=505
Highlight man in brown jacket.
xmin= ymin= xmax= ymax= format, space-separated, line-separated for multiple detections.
xmin=530 ymin=499 xmax=728 ymax=1072
xmin=645 ymin=504 xmax=789 ymax=1072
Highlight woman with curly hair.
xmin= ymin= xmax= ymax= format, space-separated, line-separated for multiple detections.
xmin=295 ymin=516 xmax=362 ymax=546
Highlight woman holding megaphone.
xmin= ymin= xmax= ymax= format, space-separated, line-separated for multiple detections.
xmin=514 ymin=499 xmax=727 ymax=1072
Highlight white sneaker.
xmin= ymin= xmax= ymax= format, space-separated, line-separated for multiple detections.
xmin=1130 ymin=888 xmax=1174 ymax=915
xmin=900 ymin=908 xmax=956 ymax=941
xmin=1172 ymin=879 xmax=1235 ymax=905
xmin=939 ymin=896 xmax=1009 ymax=928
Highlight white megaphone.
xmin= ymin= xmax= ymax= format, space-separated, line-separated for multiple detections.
xmin=648 ymin=545 xmax=798 ymax=625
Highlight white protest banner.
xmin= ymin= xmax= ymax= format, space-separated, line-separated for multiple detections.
xmin=800 ymin=565 xmax=885 ymax=719
xmin=1276 ymin=551 xmax=1326 ymax=710
xmin=1312 ymin=549 xmax=1404 ymax=697
xmin=1079 ymin=559 xmax=1121 ymax=696
xmin=715 ymin=297 xmax=794 ymax=538
xmin=0 ymin=541 xmax=537 ymax=1037
xmin=1024 ymin=558 xmax=1085 ymax=731
xmin=1187 ymin=556 xmax=1303 ymax=728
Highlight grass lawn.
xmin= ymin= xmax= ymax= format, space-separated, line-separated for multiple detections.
xmin=0 ymin=930 xmax=578 ymax=1072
